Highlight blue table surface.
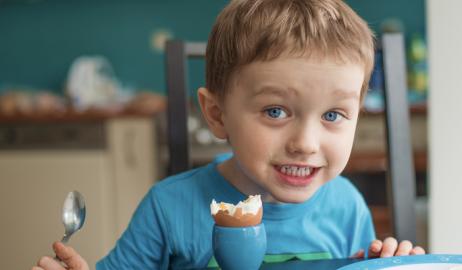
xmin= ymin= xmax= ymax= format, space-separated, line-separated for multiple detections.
xmin=206 ymin=258 xmax=362 ymax=270
xmin=261 ymin=258 xmax=362 ymax=270
xmin=339 ymin=254 xmax=462 ymax=269
xmin=207 ymin=255 xmax=462 ymax=269
xmin=206 ymin=254 xmax=462 ymax=269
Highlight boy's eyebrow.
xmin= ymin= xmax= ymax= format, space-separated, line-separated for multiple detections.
xmin=253 ymin=86 xmax=359 ymax=100
xmin=333 ymin=89 xmax=360 ymax=100
xmin=251 ymin=86 xmax=296 ymax=98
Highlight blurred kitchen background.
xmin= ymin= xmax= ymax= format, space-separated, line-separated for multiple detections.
xmin=1 ymin=0 xmax=461 ymax=269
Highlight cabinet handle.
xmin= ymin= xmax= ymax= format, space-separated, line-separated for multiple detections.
xmin=124 ymin=129 xmax=136 ymax=169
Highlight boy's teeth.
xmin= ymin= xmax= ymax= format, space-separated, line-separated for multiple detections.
xmin=279 ymin=165 xmax=312 ymax=177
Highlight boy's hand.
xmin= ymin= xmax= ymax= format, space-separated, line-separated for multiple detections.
xmin=352 ymin=237 xmax=426 ymax=258
xmin=32 ymin=241 xmax=89 ymax=270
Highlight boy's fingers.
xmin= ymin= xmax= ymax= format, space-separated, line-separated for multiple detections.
xmin=53 ymin=241 xmax=73 ymax=261
xmin=350 ymin=249 xmax=365 ymax=259
xmin=53 ymin=241 xmax=88 ymax=270
xmin=410 ymin=246 xmax=426 ymax=255
xmin=36 ymin=256 xmax=65 ymax=270
xmin=31 ymin=267 xmax=45 ymax=270
xmin=395 ymin=240 xmax=413 ymax=256
xmin=368 ymin=239 xmax=383 ymax=258
xmin=380 ymin=237 xmax=398 ymax=257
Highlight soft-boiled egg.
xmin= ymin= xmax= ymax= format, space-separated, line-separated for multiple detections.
xmin=210 ymin=195 xmax=263 ymax=227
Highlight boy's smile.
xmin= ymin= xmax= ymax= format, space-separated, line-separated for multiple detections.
xmin=199 ymin=56 xmax=365 ymax=203
xmin=274 ymin=165 xmax=319 ymax=187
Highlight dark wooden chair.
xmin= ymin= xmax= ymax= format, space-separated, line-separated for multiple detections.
xmin=164 ymin=33 xmax=417 ymax=243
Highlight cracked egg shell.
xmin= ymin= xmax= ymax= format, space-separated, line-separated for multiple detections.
xmin=213 ymin=206 xmax=263 ymax=227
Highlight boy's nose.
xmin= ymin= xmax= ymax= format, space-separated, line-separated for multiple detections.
xmin=285 ymin=123 xmax=320 ymax=156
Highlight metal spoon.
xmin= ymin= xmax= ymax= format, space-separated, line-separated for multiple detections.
xmin=60 ymin=190 xmax=86 ymax=243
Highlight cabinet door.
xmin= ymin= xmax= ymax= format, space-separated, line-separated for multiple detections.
xmin=0 ymin=151 xmax=117 ymax=270
xmin=106 ymin=118 xmax=159 ymax=234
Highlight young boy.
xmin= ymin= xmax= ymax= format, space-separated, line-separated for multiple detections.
xmin=33 ymin=0 xmax=425 ymax=269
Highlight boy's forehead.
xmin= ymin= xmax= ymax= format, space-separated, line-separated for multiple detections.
xmin=223 ymin=57 xmax=363 ymax=100
xmin=253 ymin=41 xmax=366 ymax=67
xmin=236 ymin=56 xmax=365 ymax=83
xmin=236 ymin=48 xmax=366 ymax=75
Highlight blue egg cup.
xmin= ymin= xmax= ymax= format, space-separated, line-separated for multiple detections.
xmin=212 ymin=223 xmax=267 ymax=270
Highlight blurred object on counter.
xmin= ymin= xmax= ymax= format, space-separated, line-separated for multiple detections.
xmin=407 ymin=33 xmax=428 ymax=104
xmin=0 ymin=91 xmax=33 ymax=115
xmin=124 ymin=92 xmax=166 ymax=115
xmin=380 ymin=18 xmax=405 ymax=34
xmin=363 ymin=90 xmax=384 ymax=113
xmin=364 ymin=50 xmax=385 ymax=112
xmin=362 ymin=18 xmax=404 ymax=113
xmin=66 ymin=56 xmax=133 ymax=111
xmin=188 ymin=106 xmax=227 ymax=146
xmin=150 ymin=29 xmax=174 ymax=53
xmin=0 ymin=90 xmax=65 ymax=116
xmin=195 ymin=128 xmax=214 ymax=145
xmin=0 ymin=90 xmax=166 ymax=121
xmin=35 ymin=92 xmax=66 ymax=114
xmin=0 ymin=57 xmax=168 ymax=121
xmin=363 ymin=24 xmax=428 ymax=112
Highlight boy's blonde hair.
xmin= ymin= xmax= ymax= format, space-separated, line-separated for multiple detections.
xmin=206 ymin=0 xmax=375 ymax=102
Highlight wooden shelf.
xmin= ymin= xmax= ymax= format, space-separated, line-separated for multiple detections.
xmin=0 ymin=109 xmax=160 ymax=123
xmin=171 ymin=144 xmax=428 ymax=174
xmin=361 ymin=103 xmax=427 ymax=116
xmin=345 ymin=151 xmax=427 ymax=174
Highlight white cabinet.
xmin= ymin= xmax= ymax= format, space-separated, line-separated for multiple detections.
xmin=0 ymin=118 xmax=159 ymax=270
xmin=428 ymin=0 xmax=462 ymax=254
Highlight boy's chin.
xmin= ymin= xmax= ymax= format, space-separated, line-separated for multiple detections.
xmin=270 ymin=191 xmax=315 ymax=204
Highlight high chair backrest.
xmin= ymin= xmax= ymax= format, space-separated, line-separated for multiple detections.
xmin=381 ymin=33 xmax=417 ymax=243
xmin=164 ymin=33 xmax=417 ymax=243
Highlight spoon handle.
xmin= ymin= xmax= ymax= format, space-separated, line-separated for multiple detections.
xmin=61 ymin=234 xmax=72 ymax=244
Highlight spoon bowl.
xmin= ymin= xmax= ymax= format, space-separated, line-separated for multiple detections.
xmin=61 ymin=191 xmax=86 ymax=243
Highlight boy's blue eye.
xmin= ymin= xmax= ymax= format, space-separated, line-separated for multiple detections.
xmin=265 ymin=107 xmax=287 ymax=119
xmin=323 ymin=111 xmax=342 ymax=122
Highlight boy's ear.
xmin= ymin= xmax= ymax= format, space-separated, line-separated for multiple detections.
xmin=197 ymin=87 xmax=227 ymax=140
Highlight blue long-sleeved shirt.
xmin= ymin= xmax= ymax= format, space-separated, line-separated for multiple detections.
xmin=97 ymin=155 xmax=375 ymax=269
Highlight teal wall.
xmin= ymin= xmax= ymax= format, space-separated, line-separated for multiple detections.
xmin=347 ymin=0 xmax=426 ymax=37
xmin=0 ymin=0 xmax=425 ymax=96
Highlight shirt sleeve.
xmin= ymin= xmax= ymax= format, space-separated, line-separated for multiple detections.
xmin=96 ymin=188 xmax=171 ymax=270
